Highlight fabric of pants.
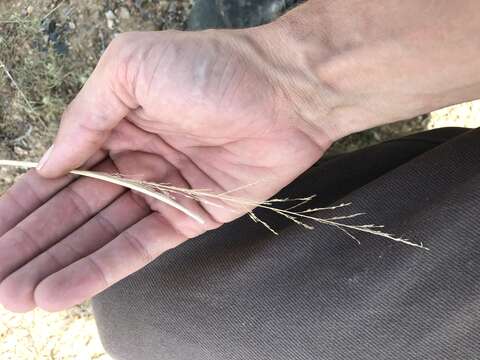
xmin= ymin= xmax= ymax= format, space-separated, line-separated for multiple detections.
xmin=92 ymin=127 xmax=480 ymax=360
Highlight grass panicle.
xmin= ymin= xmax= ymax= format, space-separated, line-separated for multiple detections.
xmin=0 ymin=160 xmax=428 ymax=250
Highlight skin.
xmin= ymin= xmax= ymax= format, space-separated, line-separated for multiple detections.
xmin=1 ymin=0 xmax=480 ymax=313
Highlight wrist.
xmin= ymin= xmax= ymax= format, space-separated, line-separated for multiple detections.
xmin=257 ymin=0 xmax=480 ymax=142
xmin=245 ymin=19 xmax=341 ymax=146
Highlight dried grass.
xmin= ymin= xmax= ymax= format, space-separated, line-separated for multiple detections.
xmin=0 ymin=160 xmax=427 ymax=249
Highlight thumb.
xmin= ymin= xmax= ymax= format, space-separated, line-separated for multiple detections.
xmin=37 ymin=35 xmax=138 ymax=178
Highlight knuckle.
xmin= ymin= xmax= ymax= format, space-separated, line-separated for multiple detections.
xmin=101 ymin=33 xmax=139 ymax=75
xmin=107 ymin=33 xmax=147 ymax=100
xmin=109 ymin=32 xmax=136 ymax=49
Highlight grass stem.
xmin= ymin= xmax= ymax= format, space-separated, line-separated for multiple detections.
xmin=0 ymin=159 xmax=428 ymax=250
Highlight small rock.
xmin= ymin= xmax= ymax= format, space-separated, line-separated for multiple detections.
xmin=105 ymin=10 xmax=116 ymax=29
xmin=105 ymin=10 xmax=116 ymax=20
xmin=107 ymin=18 xmax=115 ymax=29
xmin=13 ymin=146 xmax=28 ymax=157
xmin=118 ymin=7 xmax=131 ymax=20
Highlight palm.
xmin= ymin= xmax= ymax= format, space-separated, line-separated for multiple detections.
xmin=0 ymin=31 xmax=325 ymax=312
xmin=124 ymin=31 xmax=325 ymax=213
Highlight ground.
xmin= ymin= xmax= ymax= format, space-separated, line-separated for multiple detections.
xmin=0 ymin=1 xmax=479 ymax=359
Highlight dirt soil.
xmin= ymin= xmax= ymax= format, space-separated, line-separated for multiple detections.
xmin=0 ymin=1 xmax=479 ymax=359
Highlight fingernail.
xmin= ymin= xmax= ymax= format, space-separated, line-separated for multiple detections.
xmin=37 ymin=145 xmax=54 ymax=171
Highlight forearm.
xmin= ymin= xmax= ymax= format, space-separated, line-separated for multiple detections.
xmin=260 ymin=0 xmax=480 ymax=140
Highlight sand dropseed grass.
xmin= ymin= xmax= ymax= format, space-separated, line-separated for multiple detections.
xmin=0 ymin=160 xmax=428 ymax=250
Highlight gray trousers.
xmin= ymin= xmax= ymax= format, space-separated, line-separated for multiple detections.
xmin=92 ymin=128 xmax=480 ymax=359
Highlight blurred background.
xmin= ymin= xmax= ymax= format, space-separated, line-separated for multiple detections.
xmin=1 ymin=1 xmax=479 ymax=359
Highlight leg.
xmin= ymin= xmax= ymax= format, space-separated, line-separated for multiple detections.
xmin=93 ymin=127 xmax=480 ymax=360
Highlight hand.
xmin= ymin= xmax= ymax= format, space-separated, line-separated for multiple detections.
xmin=0 ymin=29 xmax=330 ymax=312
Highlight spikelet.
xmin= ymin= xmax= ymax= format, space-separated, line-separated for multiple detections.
xmin=0 ymin=160 xmax=427 ymax=249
